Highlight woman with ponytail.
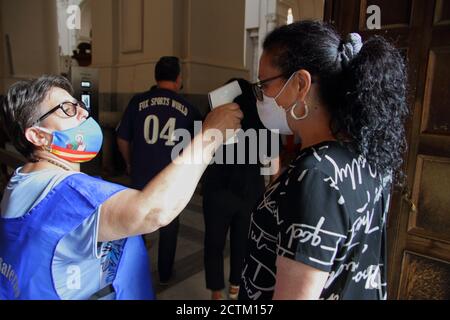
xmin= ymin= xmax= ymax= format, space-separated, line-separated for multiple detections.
xmin=239 ymin=21 xmax=409 ymax=300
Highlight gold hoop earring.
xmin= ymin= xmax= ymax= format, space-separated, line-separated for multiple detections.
xmin=290 ymin=102 xmax=309 ymax=120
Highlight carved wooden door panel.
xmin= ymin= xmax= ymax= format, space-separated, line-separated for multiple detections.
xmin=325 ymin=0 xmax=450 ymax=299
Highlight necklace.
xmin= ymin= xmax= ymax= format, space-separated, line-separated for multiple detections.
xmin=35 ymin=158 xmax=72 ymax=172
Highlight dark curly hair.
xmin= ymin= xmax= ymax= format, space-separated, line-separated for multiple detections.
xmin=263 ymin=21 xmax=409 ymax=182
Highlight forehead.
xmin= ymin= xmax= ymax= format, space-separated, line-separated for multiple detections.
xmin=259 ymin=51 xmax=280 ymax=78
xmin=41 ymin=87 xmax=73 ymax=111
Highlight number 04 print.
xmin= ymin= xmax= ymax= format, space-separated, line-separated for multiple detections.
xmin=144 ymin=116 xmax=177 ymax=146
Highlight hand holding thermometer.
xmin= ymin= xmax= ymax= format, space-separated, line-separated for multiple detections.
xmin=208 ymin=81 xmax=242 ymax=144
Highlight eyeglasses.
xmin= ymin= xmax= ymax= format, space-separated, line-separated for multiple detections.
xmin=33 ymin=100 xmax=89 ymax=126
xmin=252 ymin=74 xmax=288 ymax=102
xmin=252 ymin=73 xmax=316 ymax=102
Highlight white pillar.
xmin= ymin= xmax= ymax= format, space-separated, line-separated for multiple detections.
xmin=244 ymin=0 xmax=279 ymax=81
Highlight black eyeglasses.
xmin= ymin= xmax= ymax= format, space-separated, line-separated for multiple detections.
xmin=252 ymin=73 xmax=316 ymax=101
xmin=252 ymin=74 xmax=289 ymax=102
xmin=33 ymin=100 xmax=89 ymax=126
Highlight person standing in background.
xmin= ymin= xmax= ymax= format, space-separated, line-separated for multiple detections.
xmin=202 ymin=79 xmax=281 ymax=300
xmin=117 ymin=56 xmax=202 ymax=285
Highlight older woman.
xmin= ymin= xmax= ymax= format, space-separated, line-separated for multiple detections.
xmin=239 ymin=21 xmax=409 ymax=300
xmin=0 ymin=75 xmax=242 ymax=300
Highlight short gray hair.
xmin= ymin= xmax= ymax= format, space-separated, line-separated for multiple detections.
xmin=0 ymin=75 xmax=74 ymax=159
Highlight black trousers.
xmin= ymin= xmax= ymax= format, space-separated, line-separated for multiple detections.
xmin=202 ymin=188 xmax=260 ymax=291
xmin=158 ymin=217 xmax=180 ymax=282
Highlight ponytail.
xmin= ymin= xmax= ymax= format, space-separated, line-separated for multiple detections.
xmin=332 ymin=36 xmax=409 ymax=181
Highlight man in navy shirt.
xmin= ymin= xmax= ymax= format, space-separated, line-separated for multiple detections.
xmin=117 ymin=56 xmax=202 ymax=285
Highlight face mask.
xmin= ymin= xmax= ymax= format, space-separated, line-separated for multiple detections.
xmin=256 ymin=73 xmax=297 ymax=135
xmin=36 ymin=117 xmax=103 ymax=163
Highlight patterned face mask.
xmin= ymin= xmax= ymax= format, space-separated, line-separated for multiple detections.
xmin=36 ymin=118 xmax=103 ymax=163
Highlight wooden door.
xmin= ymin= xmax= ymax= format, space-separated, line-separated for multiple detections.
xmin=324 ymin=0 xmax=450 ymax=299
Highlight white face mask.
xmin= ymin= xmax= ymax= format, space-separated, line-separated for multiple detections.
xmin=256 ymin=73 xmax=297 ymax=136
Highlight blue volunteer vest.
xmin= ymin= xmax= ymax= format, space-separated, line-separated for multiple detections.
xmin=0 ymin=173 xmax=155 ymax=300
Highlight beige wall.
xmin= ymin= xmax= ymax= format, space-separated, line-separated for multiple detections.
xmin=78 ymin=0 xmax=92 ymax=43
xmin=0 ymin=0 xmax=323 ymax=98
xmin=297 ymin=0 xmax=325 ymax=21
xmin=1 ymin=0 xmax=59 ymax=89
xmin=185 ymin=0 xmax=248 ymax=93
xmin=91 ymin=0 xmax=248 ymax=112
xmin=0 ymin=0 xmax=249 ymax=102
xmin=92 ymin=0 xmax=181 ymax=111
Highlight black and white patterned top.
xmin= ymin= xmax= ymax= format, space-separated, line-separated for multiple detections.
xmin=239 ymin=141 xmax=392 ymax=300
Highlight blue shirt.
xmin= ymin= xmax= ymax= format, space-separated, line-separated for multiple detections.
xmin=116 ymin=88 xmax=202 ymax=189
xmin=0 ymin=168 xmax=121 ymax=300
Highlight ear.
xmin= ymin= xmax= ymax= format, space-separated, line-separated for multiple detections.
xmin=176 ymin=75 xmax=183 ymax=90
xmin=24 ymin=127 xmax=51 ymax=148
xmin=296 ymin=70 xmax=312 ymax=101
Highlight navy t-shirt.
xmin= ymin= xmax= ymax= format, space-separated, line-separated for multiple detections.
xmin=116 ymin=88 xmax=202 ymax=190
